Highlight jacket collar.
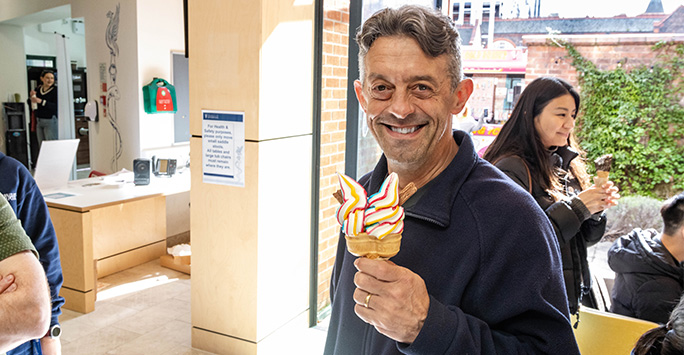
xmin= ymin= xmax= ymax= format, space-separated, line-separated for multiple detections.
xmin=366 ymin=130 xmax=478 ymax=228
xmin=548 ymin=145 xmax=579 ymax=170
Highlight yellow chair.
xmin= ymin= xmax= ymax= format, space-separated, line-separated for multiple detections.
xmin=573 ymin=307 xmax=659 ymax=355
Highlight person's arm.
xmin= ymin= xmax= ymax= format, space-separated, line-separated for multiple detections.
xmin=0 ymin=251 xmax=51 ymax=353
xmin=16 ymin=175 xmax=65 ymax=332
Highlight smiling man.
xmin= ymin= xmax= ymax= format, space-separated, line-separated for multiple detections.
xmin=323 ymin=5 xmax=579 ymax=354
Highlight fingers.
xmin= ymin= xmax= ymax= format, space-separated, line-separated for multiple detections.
xmin=0 ymin=273 xmax=16 ymax=294
xmin=354 ymin=257 xmax=401 ymax=282
xmin=353 ymin=288 xmax=377 ymax=309
xmin=4 ymin=283 xmax=17 ymax=293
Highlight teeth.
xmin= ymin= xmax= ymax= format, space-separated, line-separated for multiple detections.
xmin=390 ymin=126 xmax=418 ymax=134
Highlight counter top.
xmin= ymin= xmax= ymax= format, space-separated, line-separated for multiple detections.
xmin=43 ymin=169 xmax=190 ymax=212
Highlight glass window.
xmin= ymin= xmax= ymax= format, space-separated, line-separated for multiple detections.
xmin=352 ymin=0 xmax=437 ymax=177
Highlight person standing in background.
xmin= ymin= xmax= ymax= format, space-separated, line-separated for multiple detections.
xmin=29 ymin=70 xmax=58 ymax=147
xmin=483 ymin=77 xmax=620 ymax=317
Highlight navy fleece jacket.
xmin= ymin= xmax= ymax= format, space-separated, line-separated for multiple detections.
xmin=324 ymin=131 xmax=579 ymax=354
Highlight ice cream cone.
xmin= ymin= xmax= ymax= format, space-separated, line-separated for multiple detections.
xmin=594 ymin=154 xmax=613 ymax=188
xmin=594 ymin=170 xmax=609 ymax=187
xmin=345 ymin=232 xmax=401 ymax=260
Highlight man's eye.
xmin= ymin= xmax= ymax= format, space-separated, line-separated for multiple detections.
xmin=413 ymin=84 xmax=433 ymax=98
xmin=371 ymin=85 xmax=392 ymax=99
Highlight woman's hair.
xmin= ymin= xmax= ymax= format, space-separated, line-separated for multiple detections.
xmin=40 ymin=69 xmax=55 ymax=78
xmin=355 ymin=5 xmax=462 ymax=90
xmin=483 ymin=76 xmax=589 ymax=198
xmin=633 ymin=296 xmax=684 ymax=355
xmin=661 ymin=192 xmax=684 ymax=236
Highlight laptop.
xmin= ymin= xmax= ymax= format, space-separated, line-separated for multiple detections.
xmin=34 ymin=139 xmax=80 ymax=192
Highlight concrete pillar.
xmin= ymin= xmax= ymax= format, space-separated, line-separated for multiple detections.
xmin=188 ymin=1 xmax=315 ymax=353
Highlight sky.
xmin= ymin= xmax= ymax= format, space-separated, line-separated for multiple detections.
xmin=541 ymin=0 xmax=683 ymax=18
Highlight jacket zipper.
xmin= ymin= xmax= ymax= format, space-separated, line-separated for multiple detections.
xmin=405 ymin=211 xmax=446 ymax=228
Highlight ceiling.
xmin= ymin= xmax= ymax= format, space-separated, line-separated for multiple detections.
xmin=0 ymin=4 xmax=71 ymax=26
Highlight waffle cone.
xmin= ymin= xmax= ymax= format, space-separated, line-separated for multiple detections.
xmin=594 ymin=171 xmax=609 ymax=187
xmin=345 ymin=232 xmax=401 ymax=260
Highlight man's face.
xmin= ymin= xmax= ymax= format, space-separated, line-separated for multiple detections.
xmin=354 ymin=36 xmax=471 ymax=171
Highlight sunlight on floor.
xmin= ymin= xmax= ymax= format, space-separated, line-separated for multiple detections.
xmin=97 ymin=274 xmax=181 ymax=301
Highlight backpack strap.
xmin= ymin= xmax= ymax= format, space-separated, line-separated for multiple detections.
xmin=492 ymin=155 xmax=533 ymax=194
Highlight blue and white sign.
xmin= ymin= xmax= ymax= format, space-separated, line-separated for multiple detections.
xmin=202 ymin=110 xmax=245 ymax=187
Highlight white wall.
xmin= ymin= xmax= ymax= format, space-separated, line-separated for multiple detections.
xmin=76 ymin=0 xmax=141 ymax=173
xmin=23 ymin=19 xmax=87 ymax=67
xmin=137 ymin=0 xmax=184 ymax=152
xmin=0 ymin=24 xmax=30 ymax=154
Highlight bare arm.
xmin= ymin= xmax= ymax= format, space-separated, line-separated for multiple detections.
xmin=0 ymin=250 xmax=51 ymax=352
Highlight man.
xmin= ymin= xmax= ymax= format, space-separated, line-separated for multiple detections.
xmin=0 ymin=195 xmax=51 ymax=354
xmin=1 ymin=152 xmax=64 ymax=355
xmin=323 ymin=5 xmax=579 ymax=354
xmin=609 ymin=192 xmax=684 ymax=324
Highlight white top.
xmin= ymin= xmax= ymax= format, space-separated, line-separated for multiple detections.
xmin=43 ymin=169 xmax=190 ymax=212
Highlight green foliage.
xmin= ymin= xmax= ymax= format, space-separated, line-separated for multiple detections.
xmin=603 ymin=196 xmax=663 ymax=241
xmin=558 ymin=41 xmax=684 ymax=198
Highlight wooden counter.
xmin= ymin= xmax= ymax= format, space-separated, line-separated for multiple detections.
xmin=44 ymin=171 xmax=190 ymax=313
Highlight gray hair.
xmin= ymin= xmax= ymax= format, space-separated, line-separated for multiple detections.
xmin=355 ymin=5 xmax=463 ymax=90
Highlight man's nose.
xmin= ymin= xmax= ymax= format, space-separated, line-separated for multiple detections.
xmin=388 ymin=91 xmax=414 ymax=119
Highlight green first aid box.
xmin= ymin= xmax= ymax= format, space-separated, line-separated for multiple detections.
xmin=143 ymin=78 xmax=177 ymax=114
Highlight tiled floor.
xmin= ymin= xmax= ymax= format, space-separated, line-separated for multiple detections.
xmin=59 ymin=260 xmax=206 ymax=354
xmin=59 ymin=260 xmax=328 ymax=354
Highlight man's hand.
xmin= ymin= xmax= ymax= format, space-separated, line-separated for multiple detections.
xmin=40 ymin=336 xmax=61 ymax=355
xmin=0 ymin=274 xmax=17 ymax=294
xmin=352 ymin=257 xmax=430 ymax=344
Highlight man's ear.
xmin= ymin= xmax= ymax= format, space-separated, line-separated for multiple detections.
xmin=450 ymin=78 xmax=474 ymax=115
xmin=354 ymin=80 xmax=368 ymax=113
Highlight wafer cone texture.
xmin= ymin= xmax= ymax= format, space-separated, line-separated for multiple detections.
xmin=345 ymin=232 xmax=402 ymax=260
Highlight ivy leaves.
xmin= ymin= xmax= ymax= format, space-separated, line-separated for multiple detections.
xmin=559 ymin=41 xmax=684 ymax=198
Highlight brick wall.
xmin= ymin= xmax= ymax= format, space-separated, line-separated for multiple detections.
xmin=523 ymin=34 xmax=684 ymax=87
xmin=317 ymin=0 xmax=350 ymax=314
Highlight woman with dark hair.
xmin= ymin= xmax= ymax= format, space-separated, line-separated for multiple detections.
xmin=633 ymin=295 xmax=684 ymax=355
xmin=483 ymin=76 xmax=620 ymax=315
xmin=29 ymin=70 xmax=58 ymax=147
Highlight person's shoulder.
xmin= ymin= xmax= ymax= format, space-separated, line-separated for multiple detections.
xmin=462 ymin=158 xmax=541 ymax=213
xmin=0 ymin=152 xmax=28 ymax=172
xmin=0 ymin=154 xmax=34 ymax=186
xmin=492 ymin=155 xmax=528 ymax=175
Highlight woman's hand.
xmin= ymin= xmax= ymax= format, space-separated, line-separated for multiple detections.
xmin=578 ymin=180 xmax=620 ymax=214
xmin=30 ymin=96 xmax=42 ymax=104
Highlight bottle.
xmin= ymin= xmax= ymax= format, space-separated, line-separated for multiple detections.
xmin=31 ymin=84 xmax=38 ymax=110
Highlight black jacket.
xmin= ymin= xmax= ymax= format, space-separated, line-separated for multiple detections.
xmin=608 ymin=228 xmax=684 ymax=324
xmin=494 ymin=146 xmax=606 ymax=314
xmin=324 ymin=131 xmax=579 ymax=354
